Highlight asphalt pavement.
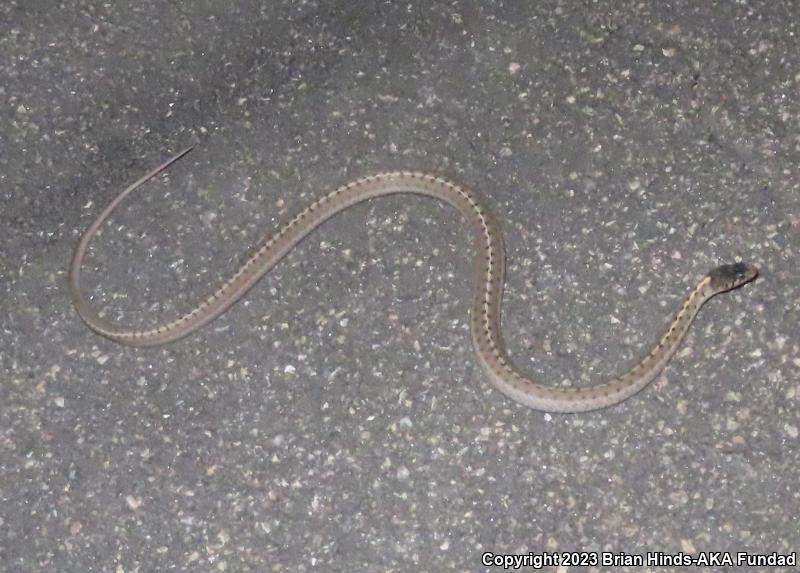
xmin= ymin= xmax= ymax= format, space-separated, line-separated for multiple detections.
xmin=2 ymin=1 xmax=798 ymax=571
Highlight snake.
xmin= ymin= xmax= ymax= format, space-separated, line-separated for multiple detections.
xmin=69 ymin=147 xmax=758 ymax=412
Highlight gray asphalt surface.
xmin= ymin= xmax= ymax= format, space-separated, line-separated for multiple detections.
xmin=2 ymin=1 xmax=799 ymax=571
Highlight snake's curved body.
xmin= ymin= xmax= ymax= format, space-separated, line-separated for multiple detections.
xmin=69 ymin=148 xmax=758 ymax=412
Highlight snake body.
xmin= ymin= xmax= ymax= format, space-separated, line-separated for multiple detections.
xmin=69 ymin=148 xmax=758 ymax=412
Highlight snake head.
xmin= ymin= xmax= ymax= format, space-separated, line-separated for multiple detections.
xmin=708 ymin=262 xmax=759 ymax=293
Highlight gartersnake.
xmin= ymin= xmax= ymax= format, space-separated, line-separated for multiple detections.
xmin=69 ymin=148 xmax=758 ymax=412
